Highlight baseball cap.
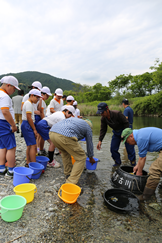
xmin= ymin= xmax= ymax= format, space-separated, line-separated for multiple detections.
xmin=96 ymin=102 xmax=108 ymax=114
xmin=122 ymin=99 xmax=129 ymax=105
xmin=73 ymin=101 xmax=77 ymax=105
xmin=62 ymin=105 xmax=75 ymax=116
xmin=121 ymin=128 xmax=133 ymax=144
xmin=41 ymin=86 xmax=52 ymax=96
xmin=55 ymin=88 xmax=63 ymax=96
xmin=66 ymin=95 xmax=74 ymax=101
xmin=29 ymin=89 xmax=42 ymax=97
xmin=28 ymin=81 xmax=42 ymax=90
xmin=0 ymin=75 xmax=20 ymax=90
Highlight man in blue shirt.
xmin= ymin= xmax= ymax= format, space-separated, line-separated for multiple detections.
xmin=121 ymin=127 xmax=162 ymax=200
xmin=122 ymin=99 xmax=136 ymax=166
xmin=49 ymin=117 xmax=95 ymax=185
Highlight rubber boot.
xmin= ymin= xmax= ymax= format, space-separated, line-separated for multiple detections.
xmin=138 ymin=187 xmax=155 ymax=201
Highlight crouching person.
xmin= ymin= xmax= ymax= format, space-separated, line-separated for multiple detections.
xmin=49 ymin=117 xmax=95 ymax=185
xmin=36 ymin=105 xmax=75 ymax=168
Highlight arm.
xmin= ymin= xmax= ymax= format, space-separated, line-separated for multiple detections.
xmin=26 ymin=113 xmax=38 ymax=138
xmin=97 ymin=117 xmax=107 ymax=150
xmin=133 ymin=157 xmax=146 ymax=176
xmin=37 ymin=99 xmax=44 ymax=118
xmin=1 ymin=109 xmax=17 ymax=132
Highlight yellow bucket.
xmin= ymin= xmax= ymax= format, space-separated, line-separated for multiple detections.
xmin=13 ymin=183 xmax=37 ymax=204
xmin=58 ymin=183 xmax=81 ymax=204
xmin=71 ymin=156 xmax=76 ymax=165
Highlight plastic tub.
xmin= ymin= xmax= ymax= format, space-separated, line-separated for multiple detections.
xmin=0 ymin=195 xmax=26 ymax=222
xmin=13 ymin=183 xmax=37 ymax=203
xmin=13 ymin=167 xmax=34 ymax=186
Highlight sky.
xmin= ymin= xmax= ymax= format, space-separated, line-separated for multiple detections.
xmin=0 ymin=0 xmax=162 ymax=86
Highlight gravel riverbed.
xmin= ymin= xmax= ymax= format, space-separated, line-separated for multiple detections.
xmin=1 ymin=133 xmax=162 ymax=243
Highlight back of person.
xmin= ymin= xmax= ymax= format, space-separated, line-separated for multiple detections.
xmin=12 ymin=95 xmax=23 ymax=114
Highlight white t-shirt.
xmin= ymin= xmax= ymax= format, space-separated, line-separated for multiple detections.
xmin=75 ymin=108 xmax=80 ymax=117
xmin=0 ymin=89 xmax=14 ymax=120
xmin=46 ymin=98 xmax=63 ymax=116
xmin=22 ymin=93 xmax=29 ymax=104
xmin=43 ymin=111 xmax=65 ymax=127
xmin=22 ymin=92 xmax=39 ymax=112
xmin=22 ymin=100 xmax=35 ymax=122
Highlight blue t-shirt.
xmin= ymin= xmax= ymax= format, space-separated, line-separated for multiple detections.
xmin=133 ymin=127 xmax=162 ymax=158
xmin=124 ymin=106 xmax=133 ymax=124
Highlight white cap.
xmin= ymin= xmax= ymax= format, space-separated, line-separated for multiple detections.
xmin=66 ymin=95 xmax=74 ymax=101
xmin=0 ymin=75 xmax=20 ymax=90
xmin=73 ymin=101 xmax=77 ymax=105
xmin=55 ymin=88 xmax=63 ymax=96
xmin=32 ymin=81 xmax=42 ymax=90
xmin=61 ymin=105 xmax=75 ymax=116
xmin=29 ymin=89 xmax=42 ymax=97
xmin=41 ymin=86 xmax=52 ymax=96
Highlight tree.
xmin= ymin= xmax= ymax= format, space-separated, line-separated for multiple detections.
xmin=150 ymin=58 xmax=162 ymax=92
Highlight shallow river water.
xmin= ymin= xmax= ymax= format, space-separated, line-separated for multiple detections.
xmin=41 ymin=116 xmax=162 ymax=242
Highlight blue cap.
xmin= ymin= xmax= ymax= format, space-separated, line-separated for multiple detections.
xmin=96 ymin=102 xmax=108 ymax=114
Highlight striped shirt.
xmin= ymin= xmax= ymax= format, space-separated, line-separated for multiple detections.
xmin=50 ymin=117 xmax=94 ymax=158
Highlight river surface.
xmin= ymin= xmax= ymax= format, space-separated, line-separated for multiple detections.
xmin=42 ymin=116 xmax=162 ymax=242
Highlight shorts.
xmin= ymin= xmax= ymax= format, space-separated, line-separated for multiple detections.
xmin=0 ymin=133 xmax=16 ymax=150
xmin=34 ymin=115 xmax=41 ymax=126
xmin=21 ymin=120 xmax=36 ymax=146
xmin=36 ymin=120 xmax=50 ymax=141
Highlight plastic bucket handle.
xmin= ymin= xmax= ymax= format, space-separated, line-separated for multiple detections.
xmin=58 ymin=188 xmax=79 ymax=204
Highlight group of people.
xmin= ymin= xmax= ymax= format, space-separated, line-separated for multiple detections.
xmin=0 ymin=76 xmax=97 ymax=187
xmin=0 ymin=75 xmax=162 ymax=201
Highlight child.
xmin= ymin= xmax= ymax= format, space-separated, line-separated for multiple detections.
xmin=36 ymin=105 xmax=75 ymax=167
xmin=37 ymin=86 xmax=52 ymax=156
xmin=66 ymin=95 xmax=75 ymax=105
xmin=46 ymin=88 xmax=63 ymax=116
xmin=73 ymin=101 xmax=82 ymax=118
xmin=21 ymin=89 xmax=42 ymax=167
xmin=0 ymin=76 xmax=20 ymax=178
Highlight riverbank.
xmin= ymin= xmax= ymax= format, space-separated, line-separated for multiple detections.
xmin=1 ymin=132 xmax=162 ymax=242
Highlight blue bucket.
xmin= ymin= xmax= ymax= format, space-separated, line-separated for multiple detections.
xmin=80 ymin=137 xmax=86 ymax=141
xmin=36 ymin=156 xmax=49 ymax=170
xmin=86 ymin=157 xmax=99 ymax=170
xmin=13 ymin=167 xmax=34 ymax=187
xmin=29 ymin=162 xmax=44 ymax=179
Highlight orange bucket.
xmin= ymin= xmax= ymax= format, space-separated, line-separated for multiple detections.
xmin=71 ymin=156 xmax=76 ymax=165
xmin=58 ymin=183 xmax=81 ymax=204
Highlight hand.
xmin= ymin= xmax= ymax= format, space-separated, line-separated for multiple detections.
xmin=33 ymin=129 xmax=38 ymax=138
xmin=133 ymin=165 xmax=143 ymax=176
xmin=11 ymin=124 xmax=17 ymax=133
xmin=97 ymin=141 xmax=102 ymax=150
xmin=89 ymin=157 xmax=96 ymax=165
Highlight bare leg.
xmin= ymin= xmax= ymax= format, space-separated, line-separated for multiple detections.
xmin=6 ymin=147 xmax=16 ymax=167
xmin=0 ymin=148 xmax=7 ymax=166
xmin=29 ymin=145 xmax=37 ymax=162
xmin=26 ymin=146 xmax=30 ymax=164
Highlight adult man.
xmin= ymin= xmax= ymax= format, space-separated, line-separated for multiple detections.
xmin=121 ymin=127 xmax=162 ymax=200
xmin=49 ymin=117 xmax=95 ymax=185
xmin=96 ymin=102 xmax=130 ymax=166
xmin=122 ymin=99 xmax=136 ymax=165
xmin=12 ymin=89 xmax=24 ymax=133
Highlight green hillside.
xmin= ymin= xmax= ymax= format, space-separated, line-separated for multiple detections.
xmin=0 ymin=71 xmax=76 ymax=94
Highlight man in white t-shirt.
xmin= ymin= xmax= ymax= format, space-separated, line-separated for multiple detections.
xmin=0 ymin=76 xmax=20 ymax=178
